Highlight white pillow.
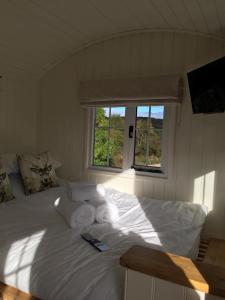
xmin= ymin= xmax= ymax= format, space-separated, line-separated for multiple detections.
xmin=0 ymin=153 xmax=18 ymax=174
xmin=69 ymin=182 xmax=106 ymax=202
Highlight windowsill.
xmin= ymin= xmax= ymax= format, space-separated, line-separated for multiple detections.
xmin=86 ymin=166 xmax=168 ymax=180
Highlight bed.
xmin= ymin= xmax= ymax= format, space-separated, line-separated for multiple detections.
xmin=0 ymin=174 xmax=207 ymax=300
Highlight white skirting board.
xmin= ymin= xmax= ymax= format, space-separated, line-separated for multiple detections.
xmin=124 ymin=269 xmax=224 ymax=300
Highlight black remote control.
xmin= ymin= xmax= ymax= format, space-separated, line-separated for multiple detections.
xmin=81 ymin=233 xmax=110 ymax=252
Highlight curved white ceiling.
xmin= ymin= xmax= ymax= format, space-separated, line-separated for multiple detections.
xmin=1 ymin=0 xmax=225 ymax=78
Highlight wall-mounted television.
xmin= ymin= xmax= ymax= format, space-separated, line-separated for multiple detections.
xmin=187 ymin=56 xmax=225 ymax=114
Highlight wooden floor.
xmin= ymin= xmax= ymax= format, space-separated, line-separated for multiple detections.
xmin=203 ymin=238 xmax=225 ymax=267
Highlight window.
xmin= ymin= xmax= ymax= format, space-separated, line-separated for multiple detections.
xmin=93 ymin=107 xmax=125 ymax=168
xmin=90 ymin=104 xmax=175 ymax=176
xmin=134 ymin=106 xmax=164 ymax=171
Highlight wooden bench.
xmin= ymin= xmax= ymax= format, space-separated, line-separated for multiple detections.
xmin=0 ymin=282 xmax=39 ymax=300
xmin=120 ymin=239 xmax=225 ymax=300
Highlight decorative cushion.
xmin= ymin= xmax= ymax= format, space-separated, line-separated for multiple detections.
xmin=18 ymin=152 xmax=59 ymax=195
xmin=0 ymin=159 xmax=14 ymax=203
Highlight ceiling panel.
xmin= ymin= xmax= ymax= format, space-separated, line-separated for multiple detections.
xmin=123 ymin=0 xmax=169 ymax=28
xmin=0 ymin=0 xmax=224 ymax=78
xmin=183 ymin=0 xmax=209 ymax=33
xmin=88 ymin=0 xmax=141 ymax=30
xmin=33 ymin=0 xmax=118 ymax=38
xmin=198 ymin=0 xmax=221 ymax=35
xmin=165 ymin=0 xmax=196 ymax=31
xmin=214 ymin=0 xmax=225 ymax=36
xmin=150 ymin=0 xmax=182 ymax=29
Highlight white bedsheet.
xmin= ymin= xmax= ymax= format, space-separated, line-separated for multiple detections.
xmin=0 ymin=176 xmax=207 ymax=300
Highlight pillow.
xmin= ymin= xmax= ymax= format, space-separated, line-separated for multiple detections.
xmin=0 ymin=159 xmax=14 ymax=203
xmin=18 ymin=152 xmax=59 ymax=195
xmin=68 ymin=182 xmax=106 ymax=203
xmin=0 ymin=153 xmax=18 ymax=174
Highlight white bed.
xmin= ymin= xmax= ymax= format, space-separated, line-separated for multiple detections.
xmin=0 ymin=175 xmax=207 ymax=300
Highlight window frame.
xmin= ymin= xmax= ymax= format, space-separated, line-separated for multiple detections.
xmin=88 ymin=104 xmax=176 ymax=179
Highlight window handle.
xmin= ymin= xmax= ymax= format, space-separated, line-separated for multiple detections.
xmin=129 ymin=125 xmax=134 ymax=138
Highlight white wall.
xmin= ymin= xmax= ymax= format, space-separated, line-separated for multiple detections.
xmin=37 ymin=59 xmax=84 ymax=179
xmin=38 ymin=31 xmax=225 ymax=239
xmin=0 ymin=77 xmax=38 ymax=154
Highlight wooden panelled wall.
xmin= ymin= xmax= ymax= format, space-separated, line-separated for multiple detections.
xmin=38 ymin=32 xmax=225 ymax=239
xmin=0 ymin=78 xmax=38 ymax=154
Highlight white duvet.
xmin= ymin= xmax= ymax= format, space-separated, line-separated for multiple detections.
xmin=0 ymin=175 xmax=207 ymax=300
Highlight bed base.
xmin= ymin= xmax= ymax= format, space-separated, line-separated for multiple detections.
xmin=196 ymin=239 xmax=209 ymax=262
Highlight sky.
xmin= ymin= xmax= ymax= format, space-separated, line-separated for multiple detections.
xmin=103 ymin=106 xmax=164 ymax=119
xmin=137 ymin=106 xmax=164 ymax=119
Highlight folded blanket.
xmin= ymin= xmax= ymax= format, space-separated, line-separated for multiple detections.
xmin=54 ymin=197 xmax=96 ymax=228
xmin=95 ymin=203 xmax=119 ymax=224
xmin=69 ymin=182 xmax=106 ymax=203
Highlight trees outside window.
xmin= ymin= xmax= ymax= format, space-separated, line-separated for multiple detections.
xmin=92 ymin=104 xmax=169 ymax=174
xmin=93 ymin=107 xmax=125 ymax=168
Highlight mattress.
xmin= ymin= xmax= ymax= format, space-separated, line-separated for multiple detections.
xmin=0 ymin=175 xmax=207 ymax=300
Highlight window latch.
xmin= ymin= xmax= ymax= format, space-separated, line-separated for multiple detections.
xmin=129 ymin=125 xmax=134 ymax=138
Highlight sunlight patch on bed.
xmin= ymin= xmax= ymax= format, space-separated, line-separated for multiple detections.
xmin=4 ymin=230 xmax=46 ymax=288
xmin=92 ymin=171 xmax=163 ymax=246
xmin=111 ymin=201 xmax=162 ymax=246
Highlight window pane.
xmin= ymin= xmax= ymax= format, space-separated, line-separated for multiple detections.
xmin=148 ymin=106 xmax=164 ymax=167
xmin=110 ymin=107 xmax=126 ymax=128
xmin=134 ymin=129 xmax=147 ymax=166
xmin=148 ymin=129 xmax=162 ymax=167
xmin=93 ymin=106 xmax=125 ymax=169
xmin=95 ymin=107 xmax=109 ymax=127
xmin=134 ymin=105 xmax=164 ymax=170
xmin=93 ymin=128 xmax=108 ymax=166
xmin=109 ymin=129 xmax=124 ymax=168
xmin=136 ymin=106 xmax=149 ymax=129
xmin=150 ymin=106 xmax=164 ymax=122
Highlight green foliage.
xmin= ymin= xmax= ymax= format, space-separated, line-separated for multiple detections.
xmin=134 ymin=118 xmax=162 ymax=167
xmin=109 ymin=129 xmax=123 ymax=168
xmin=94 ymin=128 xmax=108 ymax=166
xmin=93 ymin=108 xmax=124 ymax=168
xmin=93 ymin=107 xmax=163 ymax=169
xmin=95 ymin=107 xmax=109 ymax=127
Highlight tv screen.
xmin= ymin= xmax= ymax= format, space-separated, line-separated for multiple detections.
xmin=187 ymin=56 xmax=225 ymax=114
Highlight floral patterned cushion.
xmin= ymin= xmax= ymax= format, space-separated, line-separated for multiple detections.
xmin=18 ymin=152 xmax=59 ymax=195
xmin=0 ymin=159 xmax=14 ymax=203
